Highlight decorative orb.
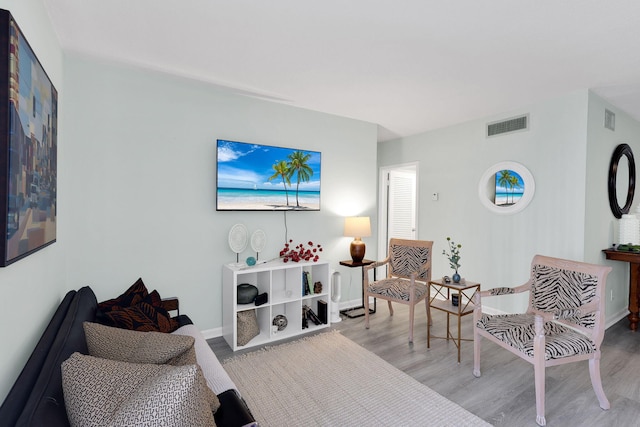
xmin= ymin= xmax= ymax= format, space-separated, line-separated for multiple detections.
xmin=273 ymin=314 xmax=288 ymax=331
xmin=237 ymin=283 xmax=258 ymax=304
xmin=246 ymin=256 xmax=256 ymax=266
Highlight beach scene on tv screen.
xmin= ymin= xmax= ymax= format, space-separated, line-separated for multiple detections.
xmin=217 ymin=140 xmax=321 ymax=211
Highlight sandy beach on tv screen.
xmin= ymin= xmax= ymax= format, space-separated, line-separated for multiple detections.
xmin=219 ymin=202 xmax=318 ymax=211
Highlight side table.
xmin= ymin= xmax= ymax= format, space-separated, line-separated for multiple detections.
xmin=427 ymin=278 xmax=480 ymax=363
xmin=602 ymin=249 xmax=640 ymax=331
xmin=339 ymin=259 xmax=377 ymax=318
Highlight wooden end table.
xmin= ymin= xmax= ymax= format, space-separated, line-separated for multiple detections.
xmin=603 ymin=249 xmax=640 ymax=331
xmin=427 ymin=278 xmax=480 ymax=363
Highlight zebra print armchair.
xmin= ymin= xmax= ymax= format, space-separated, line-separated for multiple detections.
xmin=363 ymin=238 xmax=433 ymax=343
xmin=473 ymin=255 xmax=612 ymax=426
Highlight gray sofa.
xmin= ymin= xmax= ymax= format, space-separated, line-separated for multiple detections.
xmin=0 ymin=286 xmax=255 ymax=427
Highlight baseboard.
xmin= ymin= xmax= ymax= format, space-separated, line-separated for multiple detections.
xmin=605 ymin=308 xmax=629 ymax=330
xmin=201 ymin=327 xmax=222 ymax=340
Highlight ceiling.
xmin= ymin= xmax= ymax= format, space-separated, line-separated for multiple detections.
xmin=43 ymin=0 xmax=640 ymax=142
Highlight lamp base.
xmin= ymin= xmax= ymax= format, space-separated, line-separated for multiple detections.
xmin=350 ymin=239 xmax=366 ymax=263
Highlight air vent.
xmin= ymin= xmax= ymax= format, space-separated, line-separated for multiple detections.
xmin=605 ymin=109 xmax=615 ymax=131
xmin=486 ymin=114 xmax=529 ymax=137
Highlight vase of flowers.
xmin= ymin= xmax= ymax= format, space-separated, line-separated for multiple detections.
xmin=442 ymin=237 xmax=462 ymax=283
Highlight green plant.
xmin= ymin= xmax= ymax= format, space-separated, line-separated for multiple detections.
xmin=442 ymin=237 xmax=462 ymax=272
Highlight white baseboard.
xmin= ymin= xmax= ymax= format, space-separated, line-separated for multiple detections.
xmin=199 ymin=301 xmax=628 ymax=341
xmin=201 ymin=327 xmax=222 ymax=340
xmin=605 ymin=308 xmax=629 ymax=330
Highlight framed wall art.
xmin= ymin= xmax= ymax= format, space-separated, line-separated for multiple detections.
xmin=0 ymin=9 xmax=57 ymax=266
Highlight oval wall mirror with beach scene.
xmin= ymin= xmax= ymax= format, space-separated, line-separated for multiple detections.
xmin=478 ymin=161 xmax=535 ymax=215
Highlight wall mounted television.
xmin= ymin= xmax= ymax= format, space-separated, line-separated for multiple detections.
xmin=216 ymin=139 xmax=321 ymax=211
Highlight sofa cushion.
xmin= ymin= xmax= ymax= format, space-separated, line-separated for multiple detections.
xmin=84 ymin=322 xmax=220 ymax=412
xmin=97 ymin=277 xmax=148 ymax=312
xmin=61 ymin=352 xmax=216 ymax=427
xmin=97 ymin=291 xmax=177 ymax=332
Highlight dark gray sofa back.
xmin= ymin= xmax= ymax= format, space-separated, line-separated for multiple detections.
xmin=0 ymin=286 xmax=97 ymax=427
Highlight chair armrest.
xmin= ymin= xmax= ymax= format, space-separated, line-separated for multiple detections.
xmin=551 ymin=298 xmax=600 ymax=320
xmin=475 ymin=282 xmax=531 ymax=305
xmin=364 ymin=257 xmax=390 ymax=272
xmin=409 ymin=264 xmax=431 ymax=282
xmin=160 ymin=297 xmax=180 ymax=316
xmin=479 ymin=282 xmax=531 ymax=297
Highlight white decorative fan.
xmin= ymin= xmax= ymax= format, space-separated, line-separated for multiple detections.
xmin=250 ymin=229 xmax=267 ymax=260
xmin=331 ymin=271 xmax=342 ymax=323
xmin=228 ymin=224 xmax=248 ymax=264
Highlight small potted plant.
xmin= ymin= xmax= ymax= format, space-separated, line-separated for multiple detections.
xmin=442 ymin=237 xmax=462 ymax=283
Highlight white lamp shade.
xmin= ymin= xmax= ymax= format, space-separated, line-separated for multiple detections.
xmin=344 ymin=216 xmax=371 ymax=238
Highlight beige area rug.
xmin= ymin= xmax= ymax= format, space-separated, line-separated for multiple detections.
xmin=222 ymin=331 xmax=492 ymax=427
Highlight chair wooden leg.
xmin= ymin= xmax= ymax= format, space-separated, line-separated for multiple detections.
xmin=364 ymin=292 xmax=370 ymax=329
xmin=473 ymin=331 xmax=481 ymax=377
xmin=387 ymin=300 xmax=394 ymax=316
xmin=408 ymin=302 xmax=415 ymax=343
xmin=533 ymin=316 xmax=546 ymax=426
xmin=589 ymin=357 xmax=610 ymax=410
xmin=425 ymin=299 xmax=431 ymax=327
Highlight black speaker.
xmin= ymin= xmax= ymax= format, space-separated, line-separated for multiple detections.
xmin=254 ymin=292 xmax=268 ymax=306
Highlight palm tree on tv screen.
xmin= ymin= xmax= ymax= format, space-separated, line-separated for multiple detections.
xmin=268 ymin=160 xmax=291 ymax=206
xmin=287 ymin=151 xmax=313 ymax=207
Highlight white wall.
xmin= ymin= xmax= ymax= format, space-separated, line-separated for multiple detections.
xmin=379 ymin=91 xmax=592 ymax=314
xmin=585 ymin=92 xmax=640 ymax=322
xmin=62 ymin=54 xmax=378 ymax=331
xmin=0 ymin=0 xmax=66 ymax=403
xmin=0 ymin=1 xmax=377 ymax=403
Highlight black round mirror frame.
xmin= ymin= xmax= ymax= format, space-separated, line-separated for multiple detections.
xmin=608 ymin=143 xmax=636 ymax=219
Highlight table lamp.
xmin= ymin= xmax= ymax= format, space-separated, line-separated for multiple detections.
xmin=344 ymin=216 xmax=371 ymax=263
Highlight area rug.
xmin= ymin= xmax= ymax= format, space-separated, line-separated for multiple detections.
xmin=222 ymin=331 xmax=491 ymax=426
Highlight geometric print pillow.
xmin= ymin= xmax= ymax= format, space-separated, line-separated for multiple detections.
xmin=61 ymin=352 xmax=217 ymax=427
xmin=83 ymin=322 xmax=220 ymax=413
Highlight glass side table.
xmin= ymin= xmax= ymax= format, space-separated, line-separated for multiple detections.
xmin=427 ymin=277 xmax=480 ymax=363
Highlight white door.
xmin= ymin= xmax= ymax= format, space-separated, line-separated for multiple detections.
xmin=378 ymin=164 xmax=418 ymax=259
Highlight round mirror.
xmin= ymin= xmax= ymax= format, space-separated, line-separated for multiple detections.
xmin=478 ymin=161 xmax=535 ymax=215
xmin=608 ymin=143 xmax=636 ymax=219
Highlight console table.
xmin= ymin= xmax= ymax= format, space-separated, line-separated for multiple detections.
xmin=602 ymin=249 xmax=640 ymax=331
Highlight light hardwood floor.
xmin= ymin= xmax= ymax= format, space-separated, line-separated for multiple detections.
xmin=209 ymin=303 xmax=640 ymax=426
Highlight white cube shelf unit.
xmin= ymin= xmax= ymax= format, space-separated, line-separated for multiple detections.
xmin=222 ymin=260 xmax=330 ymax=351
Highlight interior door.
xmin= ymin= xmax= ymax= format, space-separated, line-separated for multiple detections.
xmin=387 ymin=169 xmax=417 ymax=241
xmin=377 ymin=164 xmax=418 ymax=263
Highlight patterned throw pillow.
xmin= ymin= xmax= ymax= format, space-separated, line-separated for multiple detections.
xmin=97 ymin=278 xmax=148 ymax=312
xmin=97 ymin=291 xmax=176 ymax=332
xmin=62 ymin=353 xmax=216 ymax=427
xmin=83 ymin=322 xmax=220 ymax=412
xmin=237 ymin=310 xmax=259 ymax=346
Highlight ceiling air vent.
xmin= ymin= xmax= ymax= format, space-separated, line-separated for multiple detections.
xmin=486 ymin=114 xmax=529 ymax=137
xmin=604 ymin=109 xmax=615 ymax=131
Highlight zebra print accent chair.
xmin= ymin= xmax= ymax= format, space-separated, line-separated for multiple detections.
xmin=473 ymin=255 xmax=612 ymax=426
xmin=363 ymin=238 xmax=433 ymax=343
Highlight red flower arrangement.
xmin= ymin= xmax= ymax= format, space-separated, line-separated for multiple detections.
xmin=279 ymin=240 xmax=323 ymax=263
